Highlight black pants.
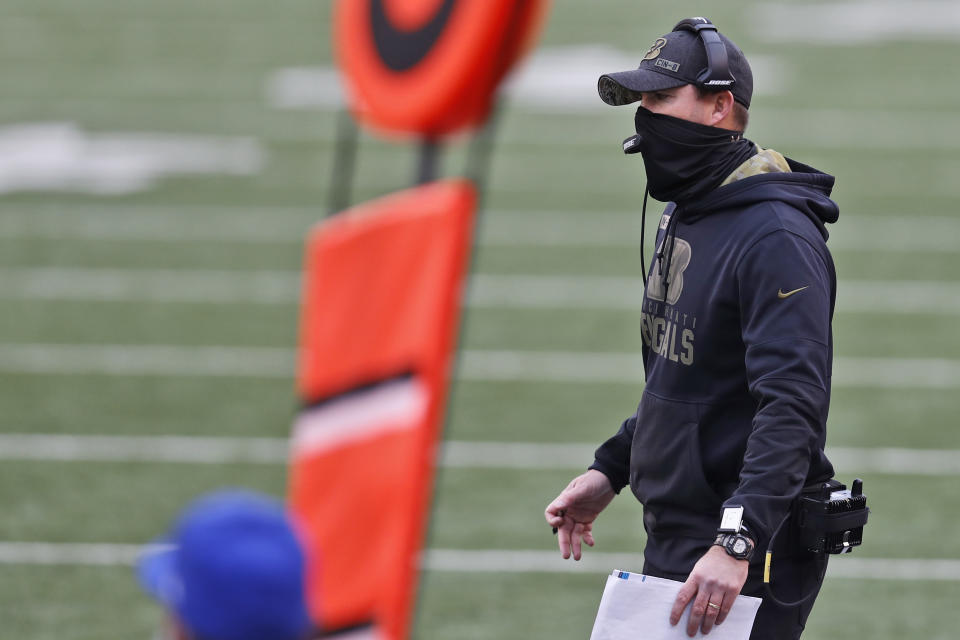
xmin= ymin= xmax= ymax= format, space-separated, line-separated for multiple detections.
xmin=742 ymin=549 xmax=827 ymax=640
xmin=644 ymin=547 xmax=828 ymax=640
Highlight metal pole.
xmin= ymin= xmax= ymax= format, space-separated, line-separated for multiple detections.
xmin=327 ymin=108 xmax=360 ymax=216
xmin=464 ymin=101 xmax=503 ymax=212
xmin=416 ymin=138 xmax=441 ymax=185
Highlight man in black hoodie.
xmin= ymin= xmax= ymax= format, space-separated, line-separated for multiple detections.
xmin=545 ymin=18 xmax=838 ymax=640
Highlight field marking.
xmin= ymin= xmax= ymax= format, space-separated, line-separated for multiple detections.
xmin=424 ymin=551 xmax=960 ymax=581
xmin=0 ymin=267 xmax=302 ymax=304
xmin=266 ymin=50 xmax=786 ymax=114
xmin=2 ymin=344 xmax=960 ymax=388
xmin=754 ymin=1 xmax=960 ymax=44
xmin=461 ymin=351 xmax=960 ymax=389
xmin=0 ymin=434 xmax=291 ymax=464
xmin=0 ymin=343 xmax=294 ymax=377
xmin=0 ymin=122 xmax=263 ymax=195
xmin=266 ymin=62 xmax=960 ymax=150
xmin=471 ymin=276 xmax=960 ymax=315
xmin=0 ymin=206 xmax=318 ymax=243
xmin=0 ymin=542 xmax=956 ymax=580
xmin=0 ymin=434 xmax=956 ymax=476
xmin=1 ymin=267 xmax=958 ymax=315
xmin=0 ymin=542 xmax=166 ymax=566
xmin=483 ymin=213 xmax=960 ymax=253
xmin=3 ymin=206 xmax=960 ymax=253
xmin=442 ymin=442 xmax=960 ymax=477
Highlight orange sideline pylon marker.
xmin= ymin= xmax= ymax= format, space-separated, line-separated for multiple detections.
xmin=290 ymin=179 xmax=476 ymax=640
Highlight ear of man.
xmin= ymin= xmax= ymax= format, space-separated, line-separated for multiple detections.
xmin=708 ymin=89 xmax=736 ymax=129
xmin=696 ymin=86 xmax=749 ymax=131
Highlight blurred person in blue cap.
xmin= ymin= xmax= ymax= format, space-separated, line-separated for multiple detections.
xmin=546 ymin=16 xmax=840 ymax=640
xmin=138 ymin=489 xmax=313 ymax=640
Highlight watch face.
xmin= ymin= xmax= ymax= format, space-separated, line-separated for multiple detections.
xmin=731 ymin=538 xmax=748 ymax=555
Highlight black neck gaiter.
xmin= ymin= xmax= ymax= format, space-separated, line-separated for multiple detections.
xmin=633 ymin=106 xmax=756 ymax=203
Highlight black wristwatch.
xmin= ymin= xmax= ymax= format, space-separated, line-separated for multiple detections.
xmin=713 ymin=531 xmax=755 ymax=561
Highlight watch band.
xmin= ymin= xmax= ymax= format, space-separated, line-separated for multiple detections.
xmin=713 ymin=532 xmax=755 ymax=561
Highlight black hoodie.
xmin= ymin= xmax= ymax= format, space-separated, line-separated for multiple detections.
xmin=590 ymin=158 xmax=838 ymax=574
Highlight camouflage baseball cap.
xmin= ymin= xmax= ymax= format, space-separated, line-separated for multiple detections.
xmin=598 ymin=21 xmax=753 ymax=108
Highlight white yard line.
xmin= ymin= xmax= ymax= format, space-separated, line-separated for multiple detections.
xmin=0 ymin=206 xmax=317 ymax=243
xmin=2 ymin=206 xmax=959 ymax=252
xmin=423 ymin=551 xmax=960 ymax=581
xmin=0 ymin=124 xmax=264 ymax=196
xmin=470 ymin=275 xmax=960 ymax=315
xmin=0 ymin=434 xmax=291 ymax=464
xmin=1 ymin=268 xmax=959 ymax=315
xmin=0 ymin=267 xmax=302 ymax=304
xmin=441 ymin=442 xmax=960 ymax=477
xmin=266 ymin=59 xmax=960 ymax=149
xmin=826 ymin=447 xmax=960 ymax=476
xmin=0 ymin=541 xmax=955 ymax=580
xmin=482 ymin=213 xmax=960 ymax=253
xmin=460 ymin=350 xmax=960 ymax=389
xmin=0 ymin=343 xmax=294 ymax=377
xmin=0 ymin=542 xmax=162 ymax=566
xmin=0 ymin=435 xmax=956 ymax=476
xmin=754 ymin=1 xmax=960 ymax=44
xmin=2 ymin=344 xmax=960 ymax=388
xmin=267 ymin=50 xmax=786 ymax=114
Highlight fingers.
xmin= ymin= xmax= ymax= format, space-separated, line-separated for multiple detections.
xmin=546 ymin=491 xmax=574 ymax=559
xmin=553 ymin=517 xmax=594 ymax=561
xmin=669 ymin=580 xmax=697 ymax=627
xmin=556 ymin=520 xmax=572 ymax=559
xmin=699 ymin=593 xmax=724 ymax=635
xmin=686 ymin=587 xmax=713 ymax=637
xmin=583 ymin=526 xmax=595 ymax=548
xmin=672 ymin=580 xmax=724 ymax=637
xmin=546 ymin=472 xmax=605 ymax=560
xmin=573 ymin=522 xmax=595 ymax=559
xmin=544 ymin=498 xmax=566 ymax=527
xmin=715 ymin=592 xmax=734 ymax=626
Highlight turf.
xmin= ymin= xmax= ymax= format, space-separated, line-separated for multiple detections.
xmin=0 ymin=0 xmax=957 ymax=638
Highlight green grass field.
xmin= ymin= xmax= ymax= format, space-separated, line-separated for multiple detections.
xmin=1 ymin=1 xmax=959 ymax=638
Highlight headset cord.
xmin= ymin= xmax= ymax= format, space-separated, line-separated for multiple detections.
xmin=640 ymin=186 xmax=650 ymax=284
xmin=761 ymin=511 xmax=828 ymax=609
xmin=660 ymin=207 xmax=681 ymax=303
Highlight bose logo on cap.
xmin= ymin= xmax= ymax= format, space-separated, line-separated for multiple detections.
xmin=705 ymin=79 xmax=734 ymax=85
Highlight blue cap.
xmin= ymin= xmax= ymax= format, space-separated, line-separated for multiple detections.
xmin=138 ymin=490 xmax=312 ymax=640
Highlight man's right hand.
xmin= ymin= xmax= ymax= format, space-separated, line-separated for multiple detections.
xmin=544 ymin=469 xmax=616 ymax=560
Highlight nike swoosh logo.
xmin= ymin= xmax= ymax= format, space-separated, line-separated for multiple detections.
xmin=370 ymin=0 xmax=458 ymax=72
xmin=777 ymin=286 xmax=809 ymax=299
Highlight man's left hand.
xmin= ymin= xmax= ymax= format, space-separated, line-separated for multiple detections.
xmin=669 ymin=545 xmax=749 ymax=636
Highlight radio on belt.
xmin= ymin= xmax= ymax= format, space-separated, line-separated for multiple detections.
xmin=795 ymin=478 xmax=870 ymax=554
